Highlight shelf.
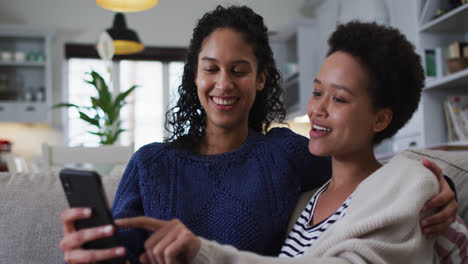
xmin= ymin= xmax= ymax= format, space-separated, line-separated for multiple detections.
xmin=424 ymin=67 xmax=468 ymax=90
xmin=0 ymin=102 xmax=47 ymax=106
xmin=0 ymin=25 xmax=53 ymax=123
xmin=419 ymin=3 xmax=468 ymax=33
xmin=0 ymin=61 xmax=45 ymax=67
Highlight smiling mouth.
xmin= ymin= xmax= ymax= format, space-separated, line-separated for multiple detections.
xmin=211 ymin=96 xmax=238 ymax=106
xmin=312 ymin=123 xmax=332 ymax=133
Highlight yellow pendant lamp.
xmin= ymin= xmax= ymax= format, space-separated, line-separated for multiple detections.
xmin=97 ymin=0 xmax=158 ymax=12
xmin=106 ymin=13 xmax=144 ymax=55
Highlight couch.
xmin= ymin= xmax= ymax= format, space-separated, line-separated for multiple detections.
xmin=1 ymin=149 xmax=467 ymax=263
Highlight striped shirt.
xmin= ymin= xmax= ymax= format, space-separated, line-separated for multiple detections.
xmin=279 ymin=183 xmax=352 ymax=258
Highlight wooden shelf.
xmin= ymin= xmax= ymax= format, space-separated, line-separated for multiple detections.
xmin=424 ymin=67 xmax=468 ymax=90
xmin=420 ymin=4 xmax=468 ymax=33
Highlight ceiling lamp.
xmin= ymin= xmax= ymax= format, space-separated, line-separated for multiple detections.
xmin=106 ymin=13 xmax=144 ymax=55
xmin=96 ymin=0 xmax=158 ymax=12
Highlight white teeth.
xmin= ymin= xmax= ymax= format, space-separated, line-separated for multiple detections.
xmin=212 ymin=97 xmax=236 ymax=106
xmin=313 ymin=124 xmax=332 ymax=132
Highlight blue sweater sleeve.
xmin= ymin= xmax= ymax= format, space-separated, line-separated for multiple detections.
xmin=269 ymin=127 xmax=331 ymax=191
xmin=111 ymin=151 xmax=147 ymax=263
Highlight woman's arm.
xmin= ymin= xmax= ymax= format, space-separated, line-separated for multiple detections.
xmin=116 ymin=217 xmax=353 ymax=264
xmin=111 ymin=153 xmax=148 ymax=263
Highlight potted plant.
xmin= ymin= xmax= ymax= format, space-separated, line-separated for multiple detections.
xmin=53 ymin=70 xmax=137 ymax=145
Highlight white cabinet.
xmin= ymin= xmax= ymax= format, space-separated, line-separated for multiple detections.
xmin=0 ymin=25 xmax=54 ymax=123
xmin=270 ymin=20 xmax=319 ymax=119
xmin=399 ymin=1 xmax=468 ymax=147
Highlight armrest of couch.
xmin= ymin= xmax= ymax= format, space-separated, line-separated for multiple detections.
xmin=395 ymin=149 xmax=468 ymax=223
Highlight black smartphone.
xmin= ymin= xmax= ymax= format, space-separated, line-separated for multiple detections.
xmin=59 ymin=168 xmax=126 ymax=264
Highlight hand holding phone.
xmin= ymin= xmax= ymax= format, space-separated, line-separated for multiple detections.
xmin=60 ymin=169 xmax=126 ymax=264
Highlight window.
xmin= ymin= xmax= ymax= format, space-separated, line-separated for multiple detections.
xmin=65 ymin=44 xmax=186 ymax=150
xmin=119 ymin=60 xmax=184 ymax=149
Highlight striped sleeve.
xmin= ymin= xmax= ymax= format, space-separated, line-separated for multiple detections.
xmin=435 ymin=216 xmax=468 ymax=263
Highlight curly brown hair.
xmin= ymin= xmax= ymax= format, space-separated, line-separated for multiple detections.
xmin=164 ymin=5 xmax=286 ymax=150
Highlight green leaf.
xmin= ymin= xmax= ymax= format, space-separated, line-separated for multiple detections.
xmin=91 ymin=97 xmax=100 ymax=108
xmin=88 ymin=71 xmax=112 ymax=113
xmin=51 ymin=103 xmax=80 ymax=109
xmin=107 ymin=85 xmax=138 ymax=123
xmin=89 ymin=131 xmax=106 ymax=136
xmin=92 ymin=71 xmax=111 ymax=98
xmin=79 ymin=111 xmax=100 ymax=127
xmin=114 ymin=85 xmax=139 ymax=109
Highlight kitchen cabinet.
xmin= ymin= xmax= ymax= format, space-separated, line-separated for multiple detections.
xmin=0 ymin=24 xmax=54 ymax=123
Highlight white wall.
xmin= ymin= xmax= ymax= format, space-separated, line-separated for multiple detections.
xmin=309 ymin=0 xmax=418 ymax=66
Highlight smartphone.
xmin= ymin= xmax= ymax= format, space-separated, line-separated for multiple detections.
xmin=60 ymin=168 xmax=126 ymax=264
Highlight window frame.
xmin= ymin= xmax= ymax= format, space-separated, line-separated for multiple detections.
xmin=65 ymin=43 xmax=187 ymax=62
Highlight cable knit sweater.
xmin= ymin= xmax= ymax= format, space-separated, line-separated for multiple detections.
xmin=192 ymin=154 xmax=440 ymax=264
xmin=111 ymin=128 xmax=331 ymax=260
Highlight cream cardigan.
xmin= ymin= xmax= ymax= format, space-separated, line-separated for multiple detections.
xmin=193 ymin=155 xmax=439 ymax=264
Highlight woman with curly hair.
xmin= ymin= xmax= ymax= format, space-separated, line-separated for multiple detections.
xmin=58 ymin=7 xmax=456 ymax=264
xmin=59 ymin=6 xmax=331 ymax=263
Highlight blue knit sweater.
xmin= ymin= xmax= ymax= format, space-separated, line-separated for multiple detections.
xmin=111 ymin=127 xmax=331 ymax=261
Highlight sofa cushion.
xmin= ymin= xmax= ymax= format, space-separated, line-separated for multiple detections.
xmin=0 ymin=172 xmax=122 ymax=264
xmin=401 ymin=149 xmax=468 ymax=223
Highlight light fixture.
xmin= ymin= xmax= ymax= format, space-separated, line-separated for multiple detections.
xmin=106 ymin=13 xmax=144 ymax=55
xmin=96 ymin=0 xmax=158 ymax=12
